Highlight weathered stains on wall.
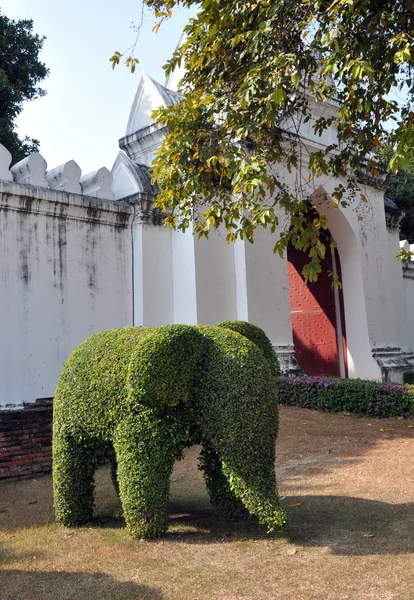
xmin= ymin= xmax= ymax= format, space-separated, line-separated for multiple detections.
xmin=57 ymin=219 xmax=68 ymax=294
xmin=0 ymin=181 xmax=134 ymax=409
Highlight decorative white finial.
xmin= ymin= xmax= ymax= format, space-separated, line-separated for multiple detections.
xmin=0 ymin=144 xmax=13 ymax=182
xmin=11 ymin=152 xmax=48 ymax=187
xmin=80 ymin=167 xmax=114 ymax=200
xmin=46 ymin=160 xmax=82 ymax=194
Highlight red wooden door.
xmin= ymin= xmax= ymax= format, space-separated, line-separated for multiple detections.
xmin=287 ymin=244 xmax=347 ymax=377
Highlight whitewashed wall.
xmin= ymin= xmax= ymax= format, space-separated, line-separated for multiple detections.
xmin=403 ymin=266 xmax=414 ymax=355
xmin=0 ymin=180 xmax=133 ymax=409
xmin=401 ymin=241 xmax=414 ymax=356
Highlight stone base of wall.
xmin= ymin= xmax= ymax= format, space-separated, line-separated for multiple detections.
xmin=0 ymin=398 xmax=53 ymax=481
xmin=372 ymin=347 xmax=414 ymax=383
xmin=273 ymin=344 xmax=303 ymax=376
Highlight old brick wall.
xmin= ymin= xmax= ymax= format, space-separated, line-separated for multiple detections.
xmin=0 ymin=399 xmax=53 ymax=480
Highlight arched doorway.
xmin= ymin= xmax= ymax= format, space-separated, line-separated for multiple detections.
xmin=287 ymin=241 xmax=348 ymax=377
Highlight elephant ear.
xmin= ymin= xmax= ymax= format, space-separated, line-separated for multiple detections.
xmin=216 ymin=320 xmax=280 ymax=378
xmin=126 ymin=324 xmax=205 ymax=410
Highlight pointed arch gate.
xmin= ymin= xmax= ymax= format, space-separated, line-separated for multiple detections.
xmin=287 ymin=242 xmax=348 ymax=377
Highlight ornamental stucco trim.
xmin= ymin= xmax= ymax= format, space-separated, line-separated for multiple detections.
xmin=385 ymin=196 xmax=404 ymax=231
xmin=273 ymin=344 xmax=303 ymax=376
xmin=123 ymin=191 xmax=165 ymax=226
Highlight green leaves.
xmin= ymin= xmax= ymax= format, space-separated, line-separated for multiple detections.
xmin=147 ymin=0 xmax=313 ymax=248
xmin=392 ymin=32 xmax=412 ymax=65
xmin=396 ymin=248 xmax=414 ymax=261
xmin=125 ymin=56 xmax=139 ymax=73
xmin=139 ymin=0 xmax=414 ymax=277
xmin=0 ymin=9 xmax=48 ymax=163
xmin=110 ymin=51 xmax=139 ymax=73
xmin=109 ymin=51 xmax=121 ymax=70
xmin=389 ymin=152 xmax=409 ymax=172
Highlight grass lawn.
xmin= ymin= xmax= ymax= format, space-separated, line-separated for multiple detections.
xmin=1 ymin=405 xmax=414 ymax=600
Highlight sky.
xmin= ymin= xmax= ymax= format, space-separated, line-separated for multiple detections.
xmin=1 ymin=0 xmax=193 ymax=174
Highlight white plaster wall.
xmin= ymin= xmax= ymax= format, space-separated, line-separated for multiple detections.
xmin=164 ymin=33 xmax=186 ymax=92
xmin=281 ymin=97 xmax=339 ymax=150
xmin=133 ymin=223 xmax=174 ymax=326
xmin=194 ymin=227 xmax=237 ymax=324
xmin=387 ymin=228 xmax=410 ymax=350
xmin=404 ymin=270 xmax=414 ymax=353
xmin=172 ymin=228 xmax=198 ymax=324
xmin=355 ymin=188 xmax=401 ymax=350
xmin=242 ymin=228 xmax=294 ymax=348
xmin=0 ymin=185 xmax=133 ymax=409
xmin=233 ymin=238 xmax=249 ymax=321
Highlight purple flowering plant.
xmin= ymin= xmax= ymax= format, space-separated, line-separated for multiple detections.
xmin=279 ymin=374 xmax=414 ymax=418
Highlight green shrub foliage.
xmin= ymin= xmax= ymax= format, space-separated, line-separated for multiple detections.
xmin=217 ymin=320 xmax=281 ymax=378
xmin=403 ymin=371 xmax=414 ymax=385
xmin=279 ymin=375 xmax=414 ymax=418
xmin=53 ymin=322 xmax=285 ymax=539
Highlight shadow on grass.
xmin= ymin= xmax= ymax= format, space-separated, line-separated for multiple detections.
xmin=91 ymin=505 xmax=279 ymax=544
xmin=91 ymin=494 xmax=414 ymax=556
xmin=2 ymin=486 xmax=414 ymax=557
xmin=0 ymin=570 xmax=163 ymax=600
xmin=283 ymin=494 xmax=414 ymax=556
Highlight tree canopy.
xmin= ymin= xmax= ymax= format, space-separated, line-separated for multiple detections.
xmin=134 ymin=0 xmax=414 ymax=280
xmin=0 ymin=10 xmax=48 ymax=163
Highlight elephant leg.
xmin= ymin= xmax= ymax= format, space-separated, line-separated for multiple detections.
xmin=113 ymin=412 xmax=178 ymax=539
xmin=202 ymin=384 xmax=285 ymax=531
xmin=199 ymin=443 xmax=248 ymax=521
xmin=213 ymin=436 xmax=286 ymax=532
xmin=53 ymin=430 xmax=98 ymax=527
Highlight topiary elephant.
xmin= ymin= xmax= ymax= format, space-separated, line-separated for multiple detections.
xmin=52 ymin=321 xmax=286 ymax=539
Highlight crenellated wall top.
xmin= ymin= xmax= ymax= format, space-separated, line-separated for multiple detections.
xmin=0 ymin=143 xmax=115 ymax=201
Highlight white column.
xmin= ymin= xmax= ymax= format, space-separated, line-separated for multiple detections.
xmin=133 ymin=221 xmax=174 ymax=326
xmin=387 ymin=228 xmax=410 ymax=351
xmin=403 ymin=264 xmax=414 ymax=351
xmin=194 ymin=227 xmax=237 ymax=324
xmin=171 ymin=228 xmax=198 ymax=324
xmin=233 ymin=238 xmax=249 ymax=321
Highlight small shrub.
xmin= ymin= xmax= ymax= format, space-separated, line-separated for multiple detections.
xmin=279 ymin=375 xmax=414 ymax=418
xmin=403 ymin=371 xmax=414 ymax=385
xmin=53 ymin=322 xmax=285 ymax=539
